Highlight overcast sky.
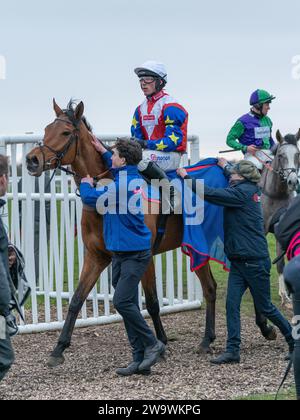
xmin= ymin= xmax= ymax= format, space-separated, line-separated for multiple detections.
xmin=0 ymin=0 xmax=299 ymax=157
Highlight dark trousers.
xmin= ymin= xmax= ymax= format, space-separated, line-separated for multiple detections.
xmin=284 ymin=256 xmax=300 ymax=400
xmin=292 ymin=295 xmax=300 ymax=400
xmin=226 ymin=258 xmax=293 ymax=353
xmin=112 ymin=249 xmax=157 ymax=363
xmin=0 ymin=333 xmax=14 ymax=382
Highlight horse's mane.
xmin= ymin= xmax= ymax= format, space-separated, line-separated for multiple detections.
xmin=63 ymin=99 xmax=93 ymax=132
xmin=283 ymin=134 xmax=298 ymax=146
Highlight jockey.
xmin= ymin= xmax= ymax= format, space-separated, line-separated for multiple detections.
xmin=131 ymin=60 xmax=188 ymax=211
xmin=226 ymin=89 xmax=276 ymax=170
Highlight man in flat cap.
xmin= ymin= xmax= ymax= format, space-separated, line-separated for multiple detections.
xmin=177 ymin=159 xmax=294 ymax=365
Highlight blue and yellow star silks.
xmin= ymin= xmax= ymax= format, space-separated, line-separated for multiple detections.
xmin=131 ymin=94 xmax=188 ymax=153
xmin=132 ymin=115 xmax=139 ymax=129
xmin=165 ymin=115 xmax=175 ymax=125
xmin=169 ymin=132 xmax=180 ymax=145
xmin=155 ymin=140 xmax=169 ymax=151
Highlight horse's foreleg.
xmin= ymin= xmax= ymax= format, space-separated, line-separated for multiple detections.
xmin=254 ymin=305 xmax=277 ymax=341
xmin=48 ymin=252 xmax=111 ymax=368
xmin=195 ymin=264 xmax=216 ymax=354
xmin=142 ymin=258 xmax=167 ymax=345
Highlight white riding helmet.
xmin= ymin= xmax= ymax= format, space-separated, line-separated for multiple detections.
xmin=134 ymin=60 xmax=168 ymax=82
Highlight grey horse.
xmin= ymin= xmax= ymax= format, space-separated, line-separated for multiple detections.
xmin=260 ymin=129 xmax=300 ymax=305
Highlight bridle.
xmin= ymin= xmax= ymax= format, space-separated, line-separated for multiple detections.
xmin=37 ymin=116 xmax=110 ymax=189
xmin=260 ymin=143 xmax=299 ymax=182
xmin=38 ymin=117 xmax=80 ymax=176
xmin=261 ymin=142 xmax=299 ymax=198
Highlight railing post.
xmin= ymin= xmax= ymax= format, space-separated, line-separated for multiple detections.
xmin=189 ymin=136 xmax=200 ymax=165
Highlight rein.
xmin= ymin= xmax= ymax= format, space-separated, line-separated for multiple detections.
xmin=258 ymin=148 xmax=298 ymax=181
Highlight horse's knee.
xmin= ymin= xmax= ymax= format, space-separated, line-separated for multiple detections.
xmin=201 ymin=281 xmax=217 ymax=302
xmin=200 ymin=274 xmax=217 ymax=302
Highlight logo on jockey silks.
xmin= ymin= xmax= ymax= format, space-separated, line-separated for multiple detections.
xmin=150 ymin=154 xmax=170 ymax=162
xmin=255 ymin=126 xmax=271 ymax=139
xmin=143 ymin=115 xmax=155 ymax=121
xmin=142 ymin=114 xmax=158 ymax=127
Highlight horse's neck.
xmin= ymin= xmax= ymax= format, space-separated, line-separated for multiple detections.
xmin=71 ymin=126 xmax=107 ymax=183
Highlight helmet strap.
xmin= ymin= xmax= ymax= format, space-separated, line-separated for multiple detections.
xmin=252 ymin=105 xmax=263 ymax=117
xmin=155 ymin=77 xmax=166 ymax=92
xmin=146 ymin=78 xmax=166 ymax=98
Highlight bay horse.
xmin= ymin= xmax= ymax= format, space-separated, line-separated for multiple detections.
xmin=26 ymin=100 xmax=275 ymax=367
xmin=260 ymin=129 xmax=300 ymax=305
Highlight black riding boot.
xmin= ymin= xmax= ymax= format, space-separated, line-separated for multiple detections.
xmin=138 ymin=161 xmax=174 ymax=213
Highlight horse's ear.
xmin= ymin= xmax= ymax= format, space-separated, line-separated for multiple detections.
xmin=74 ymin=101 xmax=84 ymax=121
xmin=296 ymin=129 xmax=300 ymax=142
xmin=53 ymin=98 xmax=63 ymax=117
xmin=276 ymin=129 xmax=284 ymax=144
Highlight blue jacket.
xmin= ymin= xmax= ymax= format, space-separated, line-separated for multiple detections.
xmin=80 ymin=152 xmax=152 ymax=252
xmin=186 ymin=177 xmax=269 ymax=261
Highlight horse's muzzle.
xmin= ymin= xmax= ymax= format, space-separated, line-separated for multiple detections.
xmin=26 ymin=154 xmax=41 ymax=176
xmin=287 ymin=172 xmax=299 ymax=191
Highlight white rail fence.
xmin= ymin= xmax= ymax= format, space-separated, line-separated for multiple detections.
xmin=0 ymin=134 xmax=202 ymax=333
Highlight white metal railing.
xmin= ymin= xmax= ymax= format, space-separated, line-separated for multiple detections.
xmin=0 ymin=134 xmax=202 ymax=333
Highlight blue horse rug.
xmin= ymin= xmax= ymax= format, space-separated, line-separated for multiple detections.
xmin=168 ymin=158 xmax=230 ymax=272
xmin=140 ymin=158 xmax=230 ymax=272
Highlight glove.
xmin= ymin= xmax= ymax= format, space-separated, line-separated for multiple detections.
xmin=137 ymin=139 xmax=148 ymax=149
xmin=81 ymin=176 xmax=94 ymax=187
xmin=130 ymin=136 xmax=148 ymax=149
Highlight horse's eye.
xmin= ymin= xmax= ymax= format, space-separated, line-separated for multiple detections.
xmin=62 ymin=131 xmax=71 ymax=136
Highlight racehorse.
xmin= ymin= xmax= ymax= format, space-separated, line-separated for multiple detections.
xmin=260 ymin=129 xmax=300 ymax=305
xmin=26 ymin=100 xmax=275 ymax=367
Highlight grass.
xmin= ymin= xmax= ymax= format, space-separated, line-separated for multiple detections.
xmin=239 ymin=388 xmax=296 ymax=401
xmin=209 ymin=233 xmax=285 ymax=317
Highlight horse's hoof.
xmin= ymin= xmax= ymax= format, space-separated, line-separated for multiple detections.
xmin=158 ymin=336 xmax=168 ymax=345
xmin=197 ymin=345 xmax=214 ymax=355
xmin=47 ymin=355 xmax=65 ymax=368
xmin=166 ymin=332 xmax=178 ymax=342
xmin=264 ymin=326 xmax=277 ymax=341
